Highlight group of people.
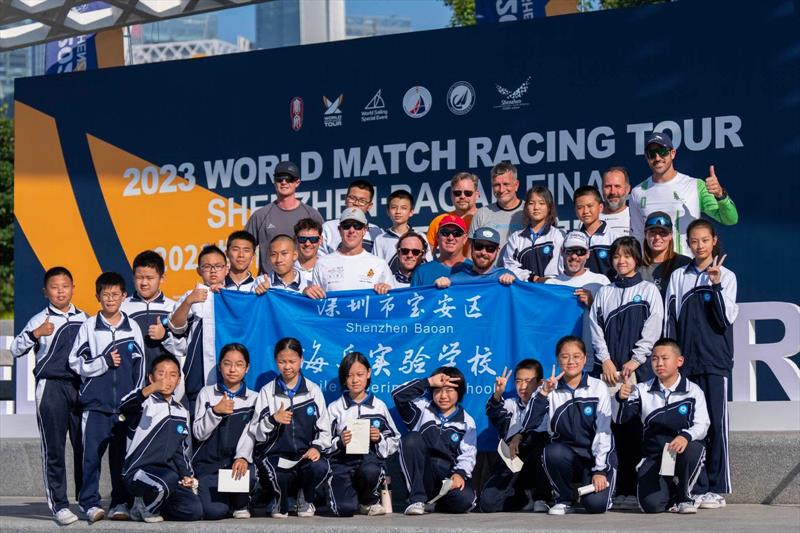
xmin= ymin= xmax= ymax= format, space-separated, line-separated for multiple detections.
xmin=12 ymin=131 xmax=740 ymax=523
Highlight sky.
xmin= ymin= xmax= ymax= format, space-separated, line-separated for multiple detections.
xmin=217 ymin=0 xmax=453 ymax=44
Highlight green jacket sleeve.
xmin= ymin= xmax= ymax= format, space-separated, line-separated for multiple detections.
xmin=697 ymin=180 xmax=739 ymax=225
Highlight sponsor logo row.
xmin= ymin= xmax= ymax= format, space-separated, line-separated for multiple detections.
xmin=289 ymin=76 xmax=532 ymax=131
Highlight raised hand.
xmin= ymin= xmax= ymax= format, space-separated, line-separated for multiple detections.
xmin=493 ymin=367 xmax=511 ymax=401
xmin=188 ymin=286 xmax=209 ymax=304
xmin=34 ymin=316 xmax=55 ymax=338
xmin=428 ymin=372 xmax=461 ymax=389
xmin=707 ymin=254 xmax=726 ymax=285
xmin=148 ymin=316 xmax=166 ymax=340
xmin=705 ymin=165 xmax=724 ymax=198
xmin=213 ymin=396 xmax=235 ymax=416
xmin=619 ymin=383 xmax=633 ymax=400
xmin=273 ymin=402 xmax=293 ymax=425
xmin=541 ymin=364 xmax=564 ymax=396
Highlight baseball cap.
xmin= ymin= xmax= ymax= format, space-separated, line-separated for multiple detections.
xmin=439 ymin=214 xmax=467 ymax=232
xmin=339 ymin=207 xmax=368 ymax=225
xmin=645 ymin=211 xmax=673 ymax=230
xmin=471 ymin=227 xmax=501 ymax=245
xmin=274 ymin=160 xmax=300 ymax=180
xmin=563 ymin=231 xmax=590 ymax=250
xmin=644 ymin=131 xmax=674 ymax=150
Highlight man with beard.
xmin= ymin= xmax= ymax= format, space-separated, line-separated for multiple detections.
xmin=599 ymin=167 xmax=631 ymax=236
xmin=434 ymin=227 xmax=516 ymax=288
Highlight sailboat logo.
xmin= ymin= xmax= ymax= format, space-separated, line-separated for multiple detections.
xmin=402 ymin=86 xmax=432 ymax=118
xmin=447 ymin=81 xmax=475 ymax=115
xmin=361 ymin=89 xmax=389 ymax=122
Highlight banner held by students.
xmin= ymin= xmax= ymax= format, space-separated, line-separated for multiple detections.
xmin=214 ymin=280 xmax=582 ymax=449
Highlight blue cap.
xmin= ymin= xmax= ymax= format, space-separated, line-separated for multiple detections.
xmin=645 ymin=211 xmax=673 ymax=230
xmin=645 ymin=131 xmax=674 ymax=150
xmin=471 ymin=227 xmax=501 ymax=245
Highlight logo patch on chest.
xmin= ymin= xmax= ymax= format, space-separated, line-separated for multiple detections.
xmin=372 ymin=419 xmax=381 ymax=428
xmin=703 ymin=293 xmax=712 ymax=302
xmin=450 ymin=433 xmax=460 ymax=442
xmin=678 ymin=405 xmax=689 ymax=415
xmin=597 ymin=250 xmax=608 ymax=259
xmin=583 ymin=406 xmax=594 ymax=416
xmin=306 ymin=405 xmax=315 ymax=416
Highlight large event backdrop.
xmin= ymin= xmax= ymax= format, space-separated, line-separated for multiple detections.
xmin=14 ymin=0 xmax=798 ymax=401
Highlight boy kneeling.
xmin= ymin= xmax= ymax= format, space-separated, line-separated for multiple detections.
xmin=121 ymin=354 xmax=202 ymax=522
xmin=616 ymin=338 xmax=709 ymax=514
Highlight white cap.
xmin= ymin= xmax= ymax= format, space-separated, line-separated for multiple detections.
xmin=563 ymin=231 xmax=589 ymax=250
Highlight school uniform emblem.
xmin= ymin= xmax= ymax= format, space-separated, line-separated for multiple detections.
xmin=678 ymin=405 xmax=689 ymax=415
xmin=450 ymin=433 xmax=460 ymax=442
xmin=372 ymin=419 xmax=381 ymax=428
xmin=543 ymin=245 xmax=552 ymax=255
xmin=128 ymin=342 xmax=135 ymax=351
xmin=306 ymin=406 xmax=315 ymax=416
xmin=633 ymin=295 xmax=642 ymax=303
xmin=176 ymin=423 xmax=188 ymax=435
xmin=583 ymin=406 xmax=594 ymax=416
xmin=703 ymin=293 xmax=712 ymax=302
xmin=598 ymin=250 xmax=608 ymax=259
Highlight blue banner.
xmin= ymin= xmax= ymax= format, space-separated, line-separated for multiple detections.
xmin=214 ymin=280 xmax=582 ymax=449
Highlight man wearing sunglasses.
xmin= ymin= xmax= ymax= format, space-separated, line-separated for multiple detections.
xmin=320 ymin=180 xmax=384 ymax=255
xmin=245 ymin=160 xmax=324 ymax=275
xmin=293 ymin=218 xmax=324 ymax=286
xmin=411 ymin=215 xmax=470 ymax=287
xmin=436 ymin=227 xmax=516 ymax=288
xmin=304 ymin=208 xmax=392 ymax=299
xmin=392 ymin=232 xmax=429 ymax=288
xmin=426 ymin=172 xmax=481 ymax=255
xmin=630 ymin=132 xmax=738 ymax=257
xmin=546 ymin=231 xmax=610 ymax=359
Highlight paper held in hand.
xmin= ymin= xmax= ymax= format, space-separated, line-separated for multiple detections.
xmin=346 ymin=419 xmax=371 ymax=455
xmin=217 ymin=469 xmax=250 ymax=493
xmin=427 ymin=478 xmax=453 ymax=504
xmin=607 ymin=371 xmax=636 ymax=396
xmin=497 ymin=439 xmax=524 ymax=473
xmin=659 ymin=443 xmax=677 ymax=476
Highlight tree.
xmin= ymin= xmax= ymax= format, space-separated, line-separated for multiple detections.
xmin=442 ymin=0 xmax=476 ymax=27
xmin=0 ymin=105 xmax=12 ymax=316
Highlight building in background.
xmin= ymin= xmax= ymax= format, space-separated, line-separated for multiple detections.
xmin=256 ymin=0 xmax=345 ymax=49
xmin=346 ymin=15 xmax=411 ymax=38
xmin=0 ymin=45 xmax=44 ymax=112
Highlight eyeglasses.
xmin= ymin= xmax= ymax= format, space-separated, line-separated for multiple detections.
xmin=341 ymin=221 xmax=366 ymax=231
xmin=452 ymin=190 xmax=474 ymax=198
xmin=564 ymin=247 xmax=588 ymax=257
xmin=274 ymin=175 xmax=299 ymax=184
xmin=438 ymin=228 xmax=465 ymax=238
xmin=99 ymin=292 xmax=123 ymax=301
xmin=645 ymin=146 xmax=671 ymax=160
xmin=557 ymin=353 xmax=584 ymax=362
xmin=399 ymin=248 xmax=424 ymax=257
xmin=200 ymin=263 xmax=227 ymax=272
xmin=346 ymin=194 xmax=371 ymax=207
xmin=296 ymin=236 xmax=321 ymax=244
xmin=472 ymin=242 xmax=498 ymax=253
xmin=221 ymin=360 xmax=247 ymax=370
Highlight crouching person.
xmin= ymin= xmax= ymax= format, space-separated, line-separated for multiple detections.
xmin=121 ymin=354 xmax=202 ymax=522
xmin=393 ymin=367 xmax=477 ymax=515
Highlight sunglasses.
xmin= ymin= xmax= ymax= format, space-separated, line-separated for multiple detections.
xmin=564 ymin=247 xmax=588 ymax=257
xmin=472 ymin=242 xmax=498 ymax=253
xmin=274 ymin=175 xmax=299 ymax=184
xmin=646 ymin=228 xmax=671 ymax=238
xmin=645 ymin=146 xmax=671 ymax=160
xmin=399 ymin=248 xmax=424 ymax=257
xmin=341 ymin=221 xmax=366 ymax=231
xmin=452 ymin=190 xmax=475 ymax=198
xmin=297 ymin=236 xmax=320 ymax=244
xmin=438 ymin=228 xmax=465 ymax=238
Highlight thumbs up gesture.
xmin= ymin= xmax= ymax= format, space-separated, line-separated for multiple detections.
xmin=33 ymin=316 xmax=55 ymax=339
xmin=273 ymin=402 xmax=293 ymax=425
xmin=705 ymin=165 xmax=724 ymax=199
xmin=148 ymin=316 xmax=166 ymax=340
xmin=212 ymin=395 xmax=235 ymax=416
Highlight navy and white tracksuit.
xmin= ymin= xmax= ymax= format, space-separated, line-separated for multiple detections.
xmin=479 ymin=395 xmax=550 ymax=512
xmin=236 ymin=375 xmax=332 ymax=514
xmin=224 ymin=272 xmax=257 ymax=292
xmin=122 ymin=292 xmax=184 ymax=370
xmin=589 ymin=273 xmax=663 ymax=495
xmin=168 ymin=286 xmax=217 ymax=413
xmin=579 ymin=221 xmax=621 ymax=277
xmin=68 ymin=312 xmax=145 ymax=511
xmin=665 ymin=263 xmax=738 ymax=495
xmin=523 ymin=374 xmax=616 ymax=513
xmin=121 ymin=391 xmax=202 ymax=521
xmin=326 ymin=392 xmax=400 ymax=516
xmin=192 ymin=384 xmax=257 ymax=519
xmin=11 ymin=304 xmax=87 ymax=514
xmin=502 ymin=225 xmax=564 ymax=281
xmin=392 ymin=379 xmax=477 ymax=513
xmin=615 ymin=376 xmax=710 ymax=512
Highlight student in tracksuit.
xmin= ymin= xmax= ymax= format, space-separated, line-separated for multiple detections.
xmin=572 ymin=186 xmax=624 ymax=277
xmin=121 ymin=354 xmax=203 ymax=522
xmin=615 ymin=338 xmax=710 ymax=514
xmin=480 ymin=359 xmax=551 ymax=512
xmin=122 ymin=250 xmax=185 ymax=370
xmin=393 ymin=366 xmax=477 ymax=516
xmin=236 ymin=337 xmax=332 ymax=519
xmin=326 ymin=352 xmax=400 ymax=517
xmin=169 ymin=245 xmax=228 ymax=413
xmin=664 ymin=219 xmax=738 ymax=509
xmin=523 ymin=335 xmax=616 ymax=516
xmin=503 ymin=186 xmax=564 ymax=281
xmin=193 ymin=343 xmax=257 ymax=519
xmin=10 ymin=267 xmax=87 ymax=525
xmin=224 ymin=230 xmax=259 ymax=291
xmin=589 ymin=236 xmax=663 ymax=508
xmin=68 ymin=272 xmax=146 ymax=523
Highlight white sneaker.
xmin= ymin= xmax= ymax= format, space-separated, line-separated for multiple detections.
xmin=108 ymin=503 xmax=130 ymax=520
xmin=297 ymin=502 xmax=315 ymax=517
xmin=548 ymin=503 xmax=573 ymax=515
xmin=698 ymin=492 xmax=726 ymax=509
xmin=404 ymin=502 xmax=426 ymax=515
xmin=271 ymin=503 xmax=288 ymax=519
xmin=533 ymin=500 xmax=550 ymax=513
xmin=141 ymin=510 xmax=163 ymax=523
xmin=54 ymin=508 xmax=79 ymax=525
xmin=232 ymin=508 xmax=251 ymax=519
xmin=670 ymin=502 xmax=698 ymax=514
xmin=86 ymin=507 xmax=105 ymax=523
xmin=359 ymin=503 xmax=386 ymax=516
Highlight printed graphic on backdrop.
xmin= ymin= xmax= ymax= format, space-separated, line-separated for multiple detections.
xmin=214 ymin=281 xmax=583 ymax=449
xmin=13 ymin=0 xmax=799 ymax=402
